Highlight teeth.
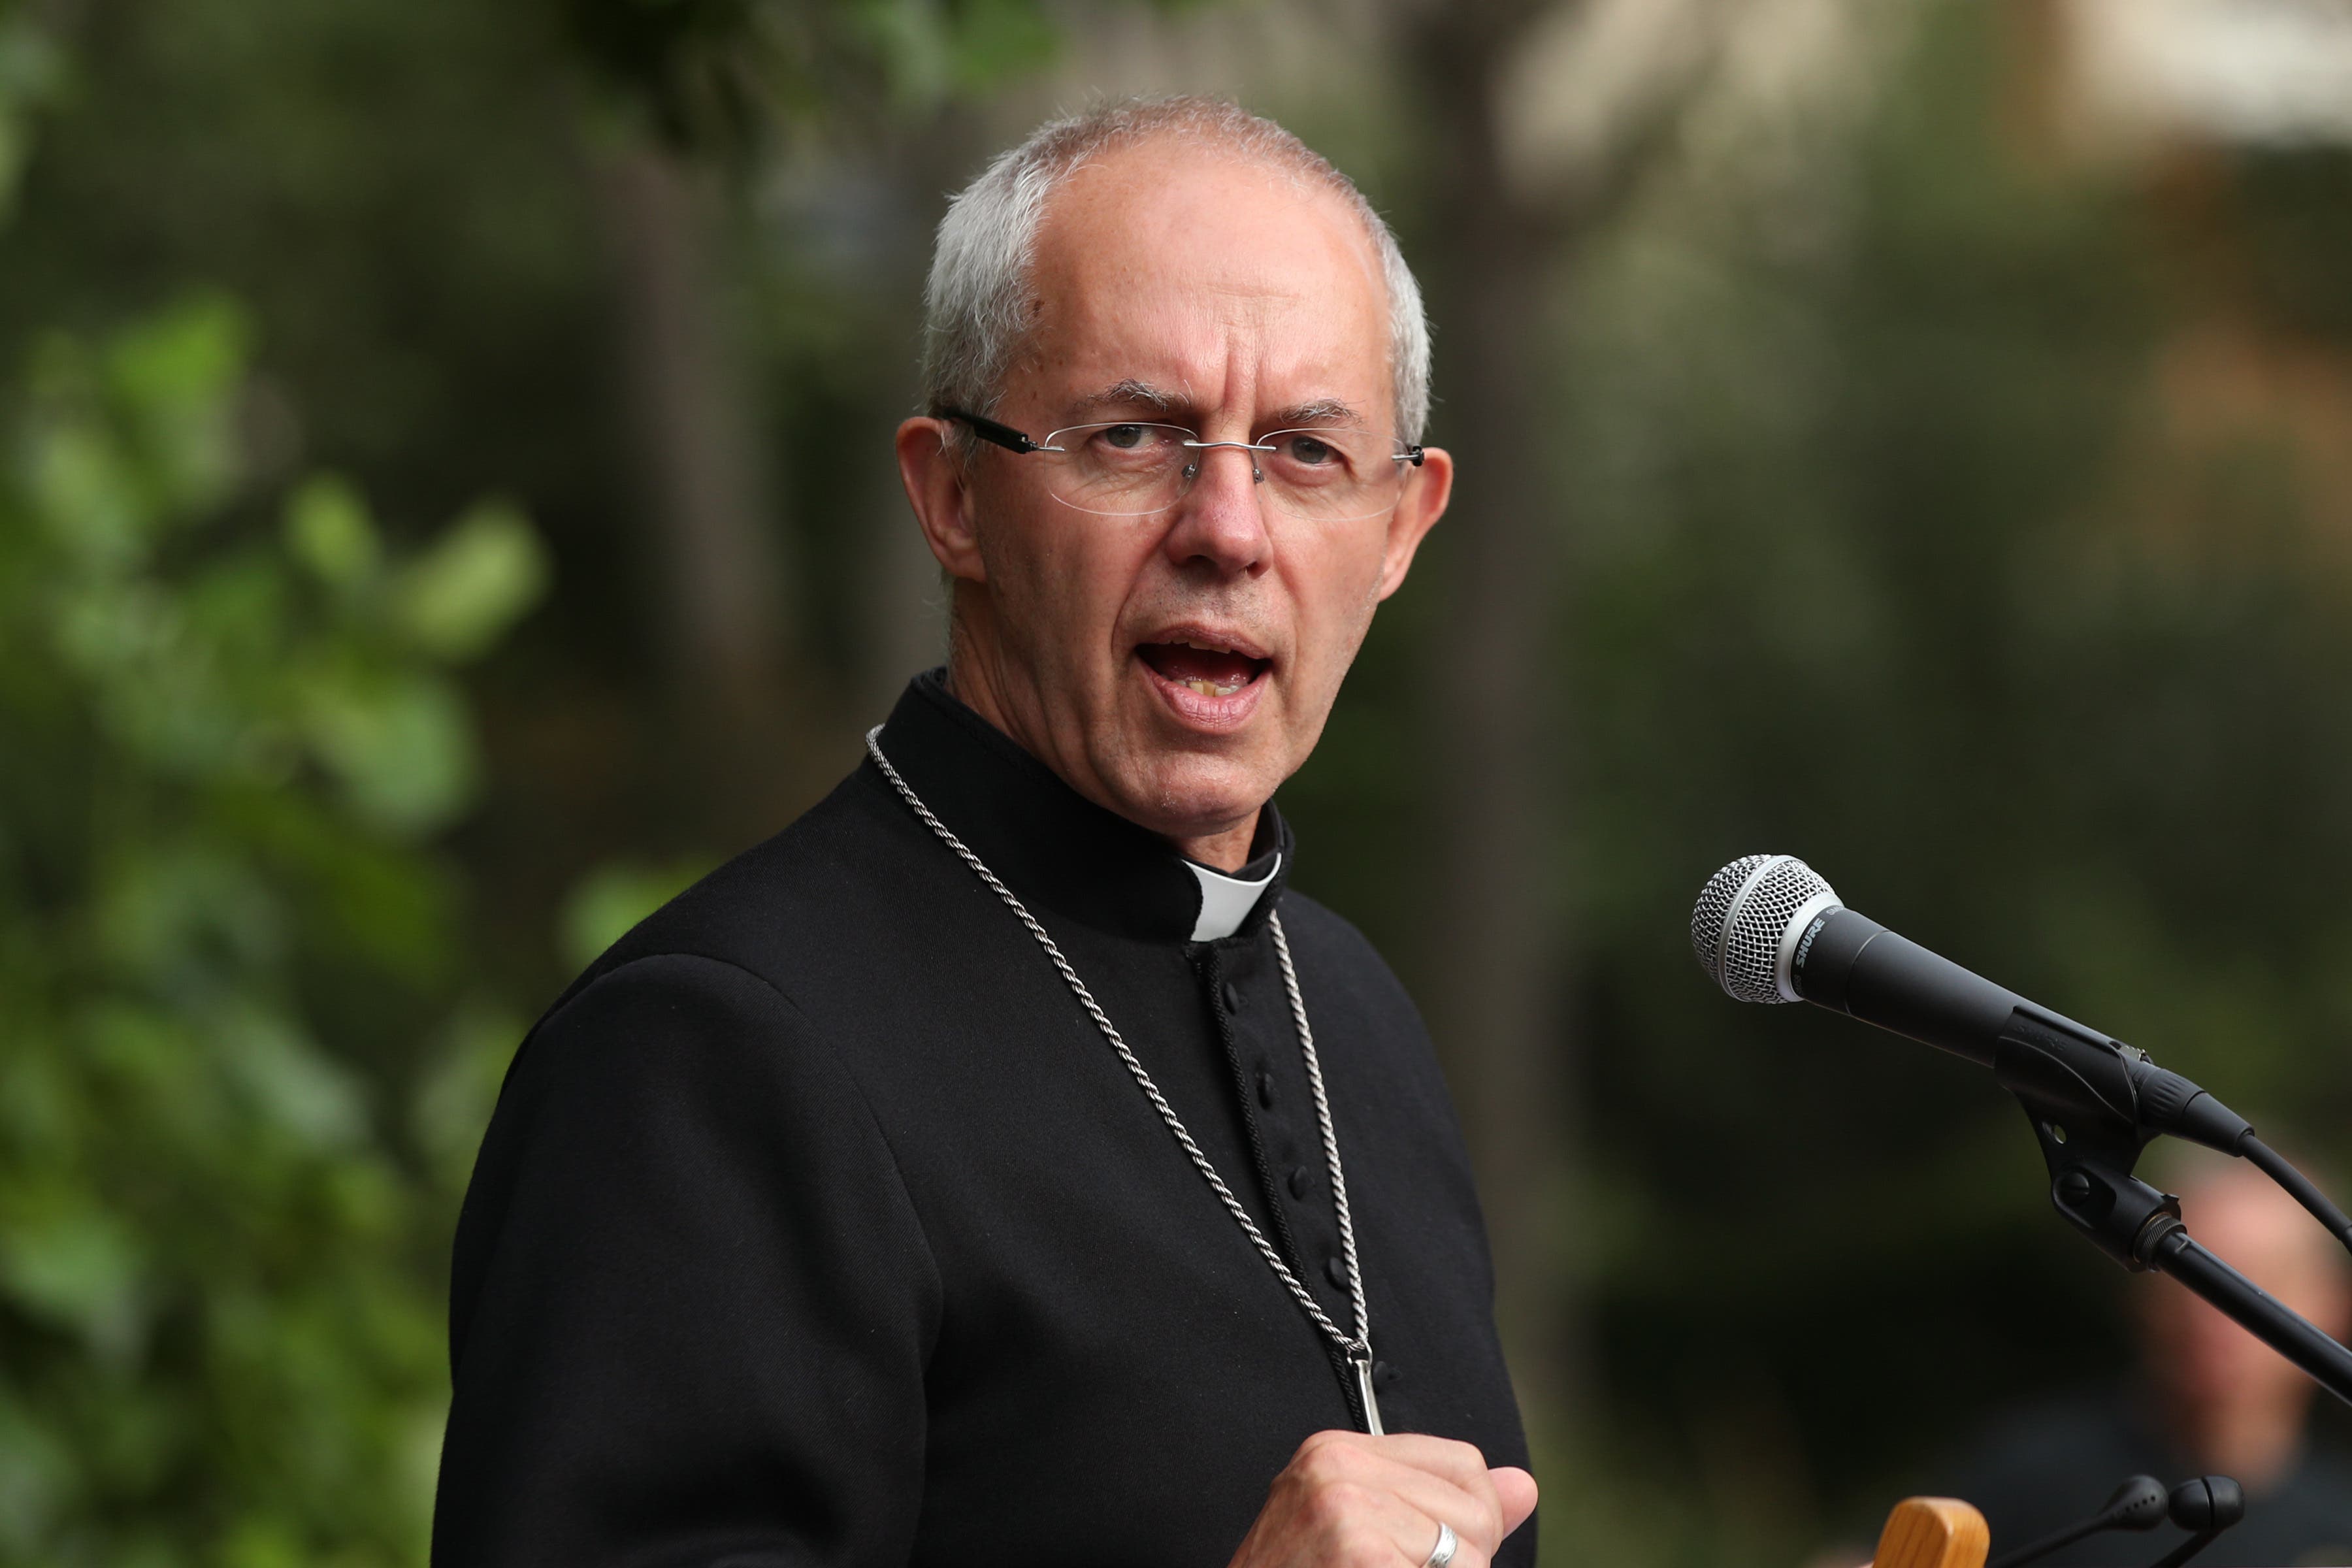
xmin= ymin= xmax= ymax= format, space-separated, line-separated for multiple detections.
xmin=1184 ymin=677 xmax=1246 ymax=697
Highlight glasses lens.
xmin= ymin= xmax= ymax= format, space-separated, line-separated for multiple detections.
xmin=1258 ymin=428 xmax=1411 ymax=521
xmin=1043 ymin=423 xmax=1196 ymax=515
xmin=1036 ymin=422 xmax=1414 ymax=519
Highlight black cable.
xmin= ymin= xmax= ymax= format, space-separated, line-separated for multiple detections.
xmin=1987 ymin=1477 xmax=2167 ymax=1568
xmin=2148 ymin=1529 xmax=2217 ymax=1568
xmin=1987 ymin=1513 xmax=2112 ymax=1568
xmin=2241 ymin=1134 xmax=2352 ymax=1258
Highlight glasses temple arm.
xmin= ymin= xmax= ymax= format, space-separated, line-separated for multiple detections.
xmin=939 ymin=407 xmax=1043 ymax=455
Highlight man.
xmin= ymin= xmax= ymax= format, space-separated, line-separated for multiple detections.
xmin=433 ymin=97 xmax=1537 ymax=1566
xmin=1938 ymin=1152 xmax=2352 ymax=1566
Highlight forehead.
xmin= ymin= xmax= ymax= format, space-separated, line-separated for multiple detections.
xmin=1019 ymin=142 xmax=1393 ymax=417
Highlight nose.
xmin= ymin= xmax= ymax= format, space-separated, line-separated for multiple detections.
xmin=1162 ymin=442 xmax=1272 ymax=578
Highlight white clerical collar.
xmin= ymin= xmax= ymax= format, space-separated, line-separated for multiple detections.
xmin=1181 ymin=853 xmax=1282 ymax=942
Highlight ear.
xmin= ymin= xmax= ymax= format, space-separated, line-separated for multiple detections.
xmin=1373 ymin=444 xmax=1452 ymax=602
xmin=898 ymin=417 xmax=987 ymax=583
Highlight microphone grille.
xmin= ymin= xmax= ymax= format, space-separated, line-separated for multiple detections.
xmin=1691 ymin=854 xmax=1837 ymax=1004
xmin=1690 ymin=854 xmax=1773 ymax=979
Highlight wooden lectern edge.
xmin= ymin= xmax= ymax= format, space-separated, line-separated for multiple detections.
xmin=1871 ymin=1496 xmax=1990 ymax=1568
xmin=1865 ymin=1491 xmax=2342 ymax=1568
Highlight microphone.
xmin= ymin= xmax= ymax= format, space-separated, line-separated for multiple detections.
xmin=1689 ymin=855 xmax=2257 ymax=1154
xmin=1694 ymin=853 xmax=2352 ymax=1393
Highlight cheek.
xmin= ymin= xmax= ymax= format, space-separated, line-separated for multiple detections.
xmin=978 ymin=508 xmax=1159 ymax=662
xmin=1282 ymin=525 xmax=1392 ymax=664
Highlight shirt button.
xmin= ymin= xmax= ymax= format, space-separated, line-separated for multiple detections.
xmin=1256 ymin=1070 xmax=1275 ymax=1109
xmin=1375 ymin=1360 xmax=1397 ymax=1386
xmin=1220 ymin=981 xmax=1244 ymax=1013
xmin=1288 ymin=1165 xmax=1315 ymax=1199
xmin=1324 ymin=1255 xmax=1348 ymax=1289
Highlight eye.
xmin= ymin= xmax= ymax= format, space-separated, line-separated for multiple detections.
xmin=1267 ymin=430 xmax=1359 ymax=477
xmin=1083 ymin=423 xmax=1187 ymax=462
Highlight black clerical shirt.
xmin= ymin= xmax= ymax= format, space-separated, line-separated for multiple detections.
xmin=433 ymin=671 xmax=1533 ymax=1566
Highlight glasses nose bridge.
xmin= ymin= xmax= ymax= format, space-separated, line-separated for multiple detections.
xmin=1179 ymin=436 xmax=1271 ymax=493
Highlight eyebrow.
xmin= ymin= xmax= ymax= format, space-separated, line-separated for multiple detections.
xmin=1062 ymin=382 xmax=1371 ymax=430
xmin=1066 ymin=380 xmax=1183 ymax=420
xmin=1267 ymin=398 xmax=1367 ymax=429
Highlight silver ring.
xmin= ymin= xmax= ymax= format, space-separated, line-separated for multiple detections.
xmin=1424 ymin=1520 xmax=1459 ymax=1568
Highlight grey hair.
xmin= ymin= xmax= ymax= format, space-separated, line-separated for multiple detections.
xmin=921 ymin=95 xmax=1431 ymax=444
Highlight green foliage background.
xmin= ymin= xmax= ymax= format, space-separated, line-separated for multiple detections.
xmin=3 ymin=0 xmax=2351 ymax=1562
xmin=0 ymin=287 xmax=543 ymax=1555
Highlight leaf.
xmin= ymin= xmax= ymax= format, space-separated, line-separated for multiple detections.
xmin=29 ymin=419 xmax=148 ymax=570
xmin=0 ymin=1392 xmax=73 ymax=1553
xmin=300 ymin=671 xmax=477 ymax=836
xmin=283 ymin=475 xmax=380 ymax=592
xmin=0 ymin=12 xmax=69 ymax=224
xmin=558 ymin=857 xmax=716 ymax=970
xmin=0 ymin=1203 xmax=148 ymax=1363
xmin=390 ymin=498 xmax=546 ymax=662
xmin=220 ymin=1004 xmax=369 ymax=1154
xmin=0 ymin=12 xmax=70 ymax=110
xmin=103 ymin=293 xmax=250 ymax=519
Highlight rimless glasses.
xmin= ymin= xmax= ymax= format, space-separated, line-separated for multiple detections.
xmin=941 ymin=407 xmax=1425 ymax=523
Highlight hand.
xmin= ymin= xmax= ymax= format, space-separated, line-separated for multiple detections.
xmin=1227 ymin=1429 xmax=1539 ymax=1567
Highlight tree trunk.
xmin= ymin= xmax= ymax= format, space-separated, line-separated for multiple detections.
xmin=593 ymin=138 xmax=809 ymax=844
xmin=1403 ymin=2 xmax=1583 ymax=1440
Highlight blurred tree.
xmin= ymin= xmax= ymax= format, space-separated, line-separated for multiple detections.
xmin=560 ymin=0 xmax=1134 ymax=847
xmin=1394 ymin=0 xmax=1733 ymax=1440
xmin=0 ymin=0 xmax=61 ymax=221
xmin=0 ymin=5 xmax=1088 ymax=1560
xmin=1555 ymin=0 xmax=2352 ymax=1550
xmin=0 ymin=290 xmax=544 ymax=1557
xmin=0 ymin=0 xmax=1099 ymax=994
xmin=560 ymin=0 xmax=1062 ymax=152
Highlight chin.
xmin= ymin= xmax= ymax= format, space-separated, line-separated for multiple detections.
xmin=1111 ymin=749 xmax=1281 ymax=841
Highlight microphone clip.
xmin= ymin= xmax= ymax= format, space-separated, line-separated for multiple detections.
xmin=1995 ymin=1009 xmax=2182 ymax=1274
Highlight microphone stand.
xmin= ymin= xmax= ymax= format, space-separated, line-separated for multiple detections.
xmin=2143 ymin=1229 xmax=2352 ymax=1407
xmin=1995 ymin=1014 xmax=2352 ymax=1409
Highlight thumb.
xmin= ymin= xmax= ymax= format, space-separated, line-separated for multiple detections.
xmin=1490 ymin=1465 xmax=1539 ymax=1537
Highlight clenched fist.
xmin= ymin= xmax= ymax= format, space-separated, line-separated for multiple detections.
xmin=1227 ymin=1431 xmax=1539 ymax=1567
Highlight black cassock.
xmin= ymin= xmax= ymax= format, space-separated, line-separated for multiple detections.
xmin=433 ymin=670 xmax=1532 ymax=1566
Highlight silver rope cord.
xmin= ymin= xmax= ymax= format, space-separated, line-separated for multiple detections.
xmin=864 ymin=726 xmax=1373 ymax=1369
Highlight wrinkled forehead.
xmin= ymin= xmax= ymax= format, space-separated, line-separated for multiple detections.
xmin=1015 ymin=144 xmax=1395 ymax=425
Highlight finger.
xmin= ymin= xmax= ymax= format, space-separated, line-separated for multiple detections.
xmin=1352 ymin=1432 xmax=1495 ymax=1494
xmin=1287 ymin=1431 xmax=1495 ymax=1511
xmin=1356 ymin=1487 xmax=1495 ymax=1568
xmin=1290 ymin=1433 xmax=1506 ymax=1556
xmin=1396 ymin=1512 xmax=1500 ymax=1568
xmin=1490 ymin=1466 xmax=1538 ymax=1537
xmin=1343 ymin=1452 xmax=1505 ymax=1556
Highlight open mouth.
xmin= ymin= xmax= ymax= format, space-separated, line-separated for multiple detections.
xmin=1134 ymin=638 xmax=1271 ymax=698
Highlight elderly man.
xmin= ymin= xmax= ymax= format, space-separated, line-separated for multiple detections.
xmin=433 ymin=97 xmax=1537 ymax=1567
